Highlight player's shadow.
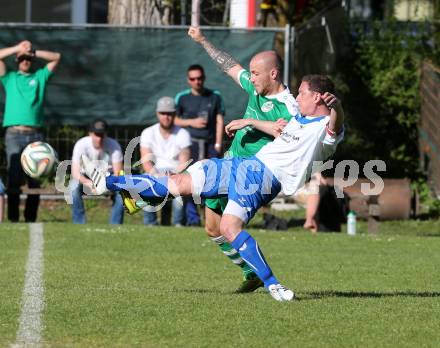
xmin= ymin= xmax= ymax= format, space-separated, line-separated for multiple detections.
xmin=302 ymin=290 xmax=440 ymax=300
xmin=177 ymin=287 xmax=266 ymax=296
xmin=176 ymin=288 xmax=228 ymax=295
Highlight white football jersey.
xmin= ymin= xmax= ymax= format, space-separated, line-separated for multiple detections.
xmin=256 ymin=115 xmax=343 ymax=195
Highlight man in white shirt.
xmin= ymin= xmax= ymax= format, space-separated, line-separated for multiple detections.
xmin=139 ymin=96 xmax=191 ymax=226
xmin=83 ymin=74 xmax=344 ymax=302
xmin=70 ymin=119 xmax=124 ymax=224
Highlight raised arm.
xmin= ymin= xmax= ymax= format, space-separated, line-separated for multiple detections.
xmin=34 ymin=49 xmax=61 ymax=72
xmin=188 ymin=26 xmax=243 ymax=85
xmin=225 ymin=118 xmax=288 ymax=138
xmin=321 ymin=92 xmax=344 ymax=135
xmin=0 ymin=40 xmax=31 ymax=76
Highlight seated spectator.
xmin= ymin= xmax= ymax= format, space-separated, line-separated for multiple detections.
xmin=69 ymin=119 xmax=124 ymax=224
xmin=140 ymin=96 xmax=191 ymax=226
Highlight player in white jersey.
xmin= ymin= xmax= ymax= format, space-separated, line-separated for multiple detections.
xmin=81 ymin=74 xmax=344 ymax=302
xmin=190 ymin=26 xmax=300 ymax=293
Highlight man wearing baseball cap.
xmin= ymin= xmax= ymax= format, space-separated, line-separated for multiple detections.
xmin=89 ymin=119 xmax=108 ymax=134
xmin=70 ymin=118 xmax=125 ymax=224
xmin=125 ymin=96 xmax=191 ymax=226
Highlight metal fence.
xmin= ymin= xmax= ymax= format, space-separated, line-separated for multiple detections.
xmin=0 ymin=125 xmax=151 ymax=177
xmin=0 ymin=23 xmax=290 ymax=180
xmin=0 ymin=124 xmax=235 ymax=178
xmin=0 ymin=24 xmax=289 ymax=125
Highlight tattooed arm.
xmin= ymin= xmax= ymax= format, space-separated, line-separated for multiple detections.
xmin=188 ymin=26 xmax=244 ymax=85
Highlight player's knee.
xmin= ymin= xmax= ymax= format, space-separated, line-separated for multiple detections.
xmin=169 ymin=174 xmax=191 ymax=196
xmin=205 ymin=221 xmax=220 ymax=237
xmin=219 ymin=216 xmax=242 ymax=242
xmin=204 ymin=208 xmax=221 ymax=237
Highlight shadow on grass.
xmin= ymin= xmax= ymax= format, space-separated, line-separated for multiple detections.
xmin=177 ymin=288 xmax=227 ymax=294
xmin=40 ymin=218 xmax=69 ymax=222
xmin=178 ymin=287 xmax=267 ymax=296
xmin=302 ymin=290 xmax=440 ymax=300
xmin=54 ymin=285 xmax=268 ymax=297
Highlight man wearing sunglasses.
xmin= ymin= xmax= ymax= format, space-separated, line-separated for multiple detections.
xmin=175 ymin=64 xmax=225 ymax=226
xmin=0 ymin=40 xmax=61 ymax=222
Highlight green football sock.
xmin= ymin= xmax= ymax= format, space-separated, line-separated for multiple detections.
xmin=210 ymin=236 xmax=256 ymax=279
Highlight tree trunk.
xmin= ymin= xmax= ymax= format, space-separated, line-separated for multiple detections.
xmin=108 ymin=0 xmax=173 ymax=25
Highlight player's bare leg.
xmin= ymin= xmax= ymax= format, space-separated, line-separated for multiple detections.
xmin=220 ymin=214 xmax=295 ymax=302
xmin=205 ymin=207 xmax=263 ymax=293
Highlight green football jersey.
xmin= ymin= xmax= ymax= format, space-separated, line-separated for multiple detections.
xmin=226 ymin=70 xmax=299 ymax=158
xmin=205 ymin=70 xmax=300 ymax=212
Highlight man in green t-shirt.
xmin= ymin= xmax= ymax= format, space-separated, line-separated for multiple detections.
xmin=0 ymin=40 xmax=61 ymax=222
xmin=187 ymin=27 xmax=300 ymax=293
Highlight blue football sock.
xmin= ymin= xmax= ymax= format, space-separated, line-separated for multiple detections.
xmin=106 ymin=174 xmax=169 ymax=198
xmin=231 ymin=230 xmax=278 ymax=288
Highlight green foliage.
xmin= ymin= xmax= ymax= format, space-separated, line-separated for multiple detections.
xmin=343 ymin=21 xmax=433 ymax=178
xmin=413 ymin=178 xmax=433 ymax=204
xmin=428 ymin=199 xmax=440 ymax=218
xmin=50 ymin=124 xmax=85 ymax=140
xmin=357 ymin=22 xmax=421 ymax=164
xmin=411 ymin=178 xmax=440 ymax=218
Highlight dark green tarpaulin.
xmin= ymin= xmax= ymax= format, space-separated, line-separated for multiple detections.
xmin=0 ymin=25 xmax=276 ymax=126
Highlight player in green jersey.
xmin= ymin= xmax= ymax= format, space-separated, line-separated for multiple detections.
xmin=188 ymin=26 xmax=300 ymax=293
xmin=121 ymin=26 xmax=300 ymax=293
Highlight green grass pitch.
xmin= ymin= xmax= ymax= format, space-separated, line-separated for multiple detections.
xmin=1 ymin=221 xmax=440 ymax=347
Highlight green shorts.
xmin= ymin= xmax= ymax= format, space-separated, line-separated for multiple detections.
xmin=200 ymin=151 xmax=231 ymax=213
xmin=205 ymin=197 xmax=228 ymax=213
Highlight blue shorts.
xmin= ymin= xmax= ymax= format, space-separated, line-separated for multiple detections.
xmin=187 ymin=156 xmax=281 ymax=223
xmin=0 ymin=178 xmax=5 ymax=195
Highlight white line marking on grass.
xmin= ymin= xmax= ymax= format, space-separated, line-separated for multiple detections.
xmin=13 ymin=223 xmax=44 ymax=348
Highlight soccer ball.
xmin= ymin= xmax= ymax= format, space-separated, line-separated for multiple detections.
xmin=20 ymin=141 xmax=58 ymax=179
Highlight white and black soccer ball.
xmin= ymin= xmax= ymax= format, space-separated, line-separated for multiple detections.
xmin=20 ymin=141 xmax=58 ymax=179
